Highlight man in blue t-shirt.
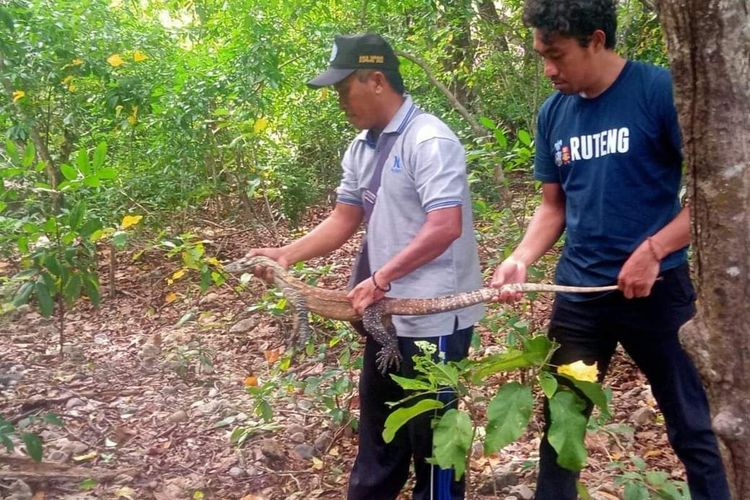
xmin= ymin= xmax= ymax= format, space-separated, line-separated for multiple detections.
xmin=490 ymin=1 xmax=729 ymax=498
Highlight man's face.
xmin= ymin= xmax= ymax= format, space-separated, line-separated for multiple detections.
xmin=533 ymin=29 xmax=597 ymax=95
xmin=333 ymin=72 xmax=379 ymax=130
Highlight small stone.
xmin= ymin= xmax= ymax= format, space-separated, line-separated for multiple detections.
xmin=65 ymin=397 xmax=86 ymax=410
xmin=93 ymin=333 xmax=110 ymax=345
xmin=245 ymin=465 xmax=259 ymax=477
xmin=313 ymin=431 xmax=332 ymax=452
xmin=259 ymin=439 xmax=286 ymax=463
xmin=55 ymin=438 xmax=88 ymax=454
xmin=297 ymin=399 xmax=313 ymax=411
xmin=228 ymin=466 xmax=245 ymax=478
xmin=47 ymin=449 xmax=71 ymax=463
xmin=509 ymin=484 xmax=534 ymax=500
xmin=292 ymin=443 xmax=316 ymax=460
xmin=208 ymin=387 xmax=219 ymax=398
xmin=229 ymin=318 xmax=258 ymax=334
xmin=630 ymin=407 xmax=655 ymax=427
xmin=287 ymin=424 xmax=306 ymax=435
xmin=201 ymin=292 xmax=220 ymax=304
xmin=478 ymin=468 xmax=518 ymax=494
xmin=167 ymin=410 xmax=189 ymax=423
xmin=289 ymin=432 xmax=305 ymax=443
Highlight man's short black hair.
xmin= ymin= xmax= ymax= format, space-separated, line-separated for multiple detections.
xmin=355 ymin=69 xmax=405 ymax=95
xmin=523 ymin=0 xmax=617 ymax=49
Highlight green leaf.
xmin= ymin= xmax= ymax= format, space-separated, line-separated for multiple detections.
xmin=43 ymin=413 xmax=64 ymax=427
xmin=63 ymin=273 xmax=82 ymax=305
xmin=44 ymin=254 xmax=62 ymax=277
xmin=548 ymin=391 xmax=588 ymax=471
xmin=13 ymin=281 xmax=34 ymax=307
xmin=22 ymin=142 xmax=35 ymax=167
xmin=5 ymin=139 xmax=19 ymax=164
xmin=83 ymin=175 xmax=101 ymax=188
xmin=60 ymin=163 xmax=78 ymax=181
xmin=83 ymin=273 xmax=101 ymax=306
xmin=92 ymin=142 xmax=107 ymax=170
xmin=69 ymin=201 xmax=86 ymax=230
xmin=97 ymin=167 xmax=117 ymax=180
xmin=0 ymin=434 xmax=14 ymax=453
xmin=382 ymin=399 xmax=444 ymax=443
xmin=79 ymin=478 xmax=98 ymax=491
xmin=76 ymin=149 xmax=90 ymax=176
xmin=112 ymin=230 xmax=128 ymax=249
xmin=21 ymin=432 xmax=43 ymax=462
xmin=557 ymin=374 xmax=610 ymax=419
xmin=432 ymin=409 xmax=473 ymax=480
xmin=538 ymin=371 xmax=558 ymax=399
xmin=35 ymin=281 xmax=54 ymax=318
xmin=623 ymin=482 xmax=649 ymax=500
xmin=484 ymin=382 xmax=533 ymax=454
xmin=517 ymin=129 xmax=532 ymax=146
xmin=389 ymin=374 xmax=434 ymax=392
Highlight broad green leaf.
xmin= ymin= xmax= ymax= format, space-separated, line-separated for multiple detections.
xmin=470 ymin=348 xmax=543 ymax=383
xmin=538 ymin=371 xmax=558 ymax=399
xmin=22 ymin=142 xmax=35 ymax=167
xmin=548 ymin=391 xmax=588 ymax=471
xmin=79 ymin=478 xmax=98 ymax=491
xmin=69 ymin=201 xmax=86 ymax=230
xmin=97 ymin=167 xmax=117 ymax=180
xmin=576 ymin=481 xmax=593 ymax=500
xmin=5 ymin=139 xmax=19 ymax=164
xmin=389 ymin=374 xmax=434 ymax=392
xmin=518 ymin=129 xmax=532 ymax=146
xmin=382 ymin=399 xmax=444 ymax=443
xmin=478 ymin=116 xmax=496 ymax=130
xmin=44 ymin=254 xmax=62 ymax=277
xmin=92 ymin=142 xmax=107 ymax=170
xmin=484 ymin=382 xmax=533 ymax=454
xmin=64 ymin=273 xmax=82 ymax=305
xmin=21 ymin=432 xmax=43 ymax=462
xmin=557 ymin=374 xmax=609 ymax=418
xmin=0 ymin=201 xmax=6 ymax=212
xmin=43 ymin=413 xmax=64 ymax=427
xmin=60 ymin=163 xmax=78 ymax=180
xmin=83 ymin=274 xmax=101 ymax=306
xmin=623 ymin=482 xmax=649 ymax=500
xmin=35 ymin=281 xmax=54 ymax=318
xmin=112 ymin=230 xmax=128 ymax=249
xmin=83 ymin=175 xmax=101 ymax=188
xmin=76 ymin=149 xmax=90 ymax=176
xmin=0 ymin=434 xmax=13 ymax=452
xmin=432 ymin=409 xmax=473 ymax=480
xmin=13 ymin=282 xmax=34 ymax=307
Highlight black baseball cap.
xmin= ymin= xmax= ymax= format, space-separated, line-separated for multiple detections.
xmin=307 ymin=33 xmax=400 ymax=88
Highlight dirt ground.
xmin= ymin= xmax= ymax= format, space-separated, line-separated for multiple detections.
xmin=0 ymin=215 xmax=686 ymax=500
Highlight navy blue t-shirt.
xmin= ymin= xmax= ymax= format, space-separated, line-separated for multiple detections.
xmin=534 ymin=60 xmax=687 ymax=296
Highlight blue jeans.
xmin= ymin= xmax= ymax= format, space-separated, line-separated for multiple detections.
xmin=348 ymin=322 xmax=473 ymax=500
xmin=535 ymin=263 xmax=729 ymax=500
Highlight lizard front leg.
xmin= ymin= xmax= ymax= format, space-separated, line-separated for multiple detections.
xmin=362 ymin=301 xmax=401 ymax=375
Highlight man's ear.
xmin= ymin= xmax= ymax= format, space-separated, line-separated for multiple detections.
xmin=371 ymin=71 xmax=387 ymax=94
xmin=590 ymin=29 xmax=607 ymax=50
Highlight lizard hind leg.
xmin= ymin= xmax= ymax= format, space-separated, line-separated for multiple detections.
xmin=363 ymin=304 xmax=402 ymax=375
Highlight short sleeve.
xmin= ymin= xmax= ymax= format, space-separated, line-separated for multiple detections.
xmin=652 ymin=69 xmax=683 ymax=164
xmin=533 ymin=101 xmax=559 ymax=183
xmin=411 ymin=137 xmax=466 ymax=212
xmin=335 ymin=144 xmax=363 ymax=206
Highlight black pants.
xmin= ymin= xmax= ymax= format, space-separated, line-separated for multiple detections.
xmin=348 ymin=322 xmax=473 ymax=500
xmin=535 ymin=264 xmax=730 ymax=500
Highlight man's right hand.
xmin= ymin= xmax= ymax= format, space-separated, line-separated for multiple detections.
xmin=244 ymin=247 xmax=290 ymax=282
xmin=490 ymin=256 xmax=528 ymax=303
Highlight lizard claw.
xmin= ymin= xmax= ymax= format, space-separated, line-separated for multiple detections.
xmin=376 ymin=347 xmax=402 ymax=375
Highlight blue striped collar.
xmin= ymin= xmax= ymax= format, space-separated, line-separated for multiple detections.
xmin=362 ymin=94 xmax=417 ymax=148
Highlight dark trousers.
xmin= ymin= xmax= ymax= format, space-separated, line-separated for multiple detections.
xmin=535 ymin=263 xmax=730 ymax=500
xmin=348 ymin=322 xmax=473 ymax=500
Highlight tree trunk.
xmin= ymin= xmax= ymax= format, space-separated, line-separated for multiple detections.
xmin=657 ymin=0 xmax=750 ymax=496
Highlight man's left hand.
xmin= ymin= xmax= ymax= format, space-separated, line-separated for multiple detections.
xmin=618 ymin=240 xmax=661 ymax=298
xmin=347 ymin=277 xmax=387 ymax=315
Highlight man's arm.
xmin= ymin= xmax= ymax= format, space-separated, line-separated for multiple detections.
xmin=618 ymin=204 xmax=690 ymax=298
xmin=246 ymin=203 xmax=363 ymax=274
xmin=347 ymin=206 xmax=462 ymax=314
xmin=490 ymin=182 xmax=566 ymax=301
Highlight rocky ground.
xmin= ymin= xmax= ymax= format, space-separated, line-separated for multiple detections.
xmin=0 ymin=214 xmax=686 ymax=499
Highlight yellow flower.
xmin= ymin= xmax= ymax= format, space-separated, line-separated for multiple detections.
xmin=68 ymin=84 xmax=77 ymax=92
xmin=121 ymin=214 xmax=143 ymax=229
xmin=127 ymin=105 xmax=138 ymax=125
xmin=72 ymin=58 xmax=83 ymax=66
xmin=133 ymin=50 xmax=148 ymax=62
xmin=12 ymin=90 xmax=25 ymax=102
xmin=253 ymin=116 xmax=268 ymax=134
xmin=107 ymin=54 xmax=125 ymax=67
xmin=62 ymin=76 xmax=73 ymax=84
xmin=557 ymin=360 xmax=599 ymax=383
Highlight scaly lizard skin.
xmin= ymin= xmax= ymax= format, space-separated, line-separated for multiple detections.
xmin=225 ymin=255 xmax=618 ymax=374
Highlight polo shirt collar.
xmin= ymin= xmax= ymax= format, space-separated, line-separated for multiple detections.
xmin=362 ymin=94 xmax=417 ymax=148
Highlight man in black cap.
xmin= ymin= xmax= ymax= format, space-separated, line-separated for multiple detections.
xmin=246 ymin=33 xmax=483 ymax=499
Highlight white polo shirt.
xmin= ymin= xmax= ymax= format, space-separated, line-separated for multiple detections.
xmin=336 ymin=96 xmax=484 ymax=337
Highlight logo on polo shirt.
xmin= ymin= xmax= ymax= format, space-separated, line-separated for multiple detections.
xmin=391 ymin=156 xmax=402 ymax=172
